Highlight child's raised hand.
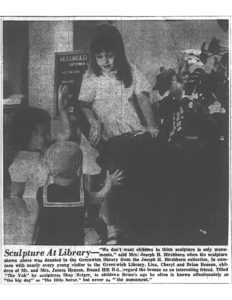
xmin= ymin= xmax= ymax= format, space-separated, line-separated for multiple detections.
xmin=106 ymin=169 xmax=125 ymax=187
xmin=58 ymin=84 xmax=69 ymax=110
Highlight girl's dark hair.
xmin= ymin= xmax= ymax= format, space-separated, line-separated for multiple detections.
xmin=89 ymin=24 xmax=133 ymax=88
xmin=9 ymin=107 xmax=51 ymax=151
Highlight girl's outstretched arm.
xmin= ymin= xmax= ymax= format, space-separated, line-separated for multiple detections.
xmin=10 ymin=182 xmax=29 ymax=217
xmin=55 ymin=84 xmax=71 ymax=141
xmin=88 ymin=169 xmax=124 ymax=205
xmin=82 ymin=106 xmax=102 ymax=147
xmin=137 ymin=91 xmax=159 ymax=138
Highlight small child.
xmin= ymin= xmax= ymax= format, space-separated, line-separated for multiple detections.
xmin=8 ymin=85 xmax=71 ymax=244
xmin=35 ymin=141 xmax=124 ymax=245
xmin=9 ymin=85 xmax=71 ymax=210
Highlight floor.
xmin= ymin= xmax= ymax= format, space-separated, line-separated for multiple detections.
xmin=3 ymin=194 xmax=228 ymax=246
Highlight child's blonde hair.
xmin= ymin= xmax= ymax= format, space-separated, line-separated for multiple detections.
xmin=44 ymin=141 xmax=83 ymax=179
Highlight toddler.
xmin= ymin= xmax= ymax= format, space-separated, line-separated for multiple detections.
xmin=35 ymin=141 xmax=124 ymax=245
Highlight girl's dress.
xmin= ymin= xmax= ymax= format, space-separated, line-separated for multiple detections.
xmin=79 ymin=64 xmax=151 ymax=139
xmin=78 ymin=64 xmax=151 ymax=173
xmin=9 ymin=151 xmax=48 ymax=205
xmin=8 ymin=151 xmax=48 ymax=244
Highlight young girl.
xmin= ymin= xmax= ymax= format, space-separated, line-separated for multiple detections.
xmin=8 ymin=85 xmax=71 ymax=244
xmin=78 ymin=24 xmax=159 ymax=243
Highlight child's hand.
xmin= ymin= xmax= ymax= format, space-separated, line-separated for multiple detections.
xmin=106 ymin=169 xmax=125 ymax=187
xmin=146 ymin=127 xmax=159 ymax=139
xmin=58 ymin=84 xmax=69 ymax=110
xmin=13 ymin=198 xmax=30 ymax=218
xmin=89 ymin=123 xmax=102 ymax=147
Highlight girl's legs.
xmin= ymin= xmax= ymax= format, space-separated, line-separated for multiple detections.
xmin=100 ymin=187 xmax=125 ymax=244
xmin=85 ymin=173 xmax=109 ymax=244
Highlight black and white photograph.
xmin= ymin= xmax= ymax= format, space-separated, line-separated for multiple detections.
xmin=2 ymin=18 xmax=229 ymax=247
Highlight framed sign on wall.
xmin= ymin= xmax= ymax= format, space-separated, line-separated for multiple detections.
xmin=54 ymin=50 xmax=89 ymax=116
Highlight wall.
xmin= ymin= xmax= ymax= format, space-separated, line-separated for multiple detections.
xmin=28 ymin=21 xmax=73 ymax=116
xmin=3 ymin=21 xmax=28 ymax=97
xmin=116 ymin=19 xmax=228 ymax=84
xmin=73 ymin=20 xmax=103 ymax=51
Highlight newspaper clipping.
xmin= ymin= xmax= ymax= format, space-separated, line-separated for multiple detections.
xmin=1 ymin=17 xmax=231 ymax=284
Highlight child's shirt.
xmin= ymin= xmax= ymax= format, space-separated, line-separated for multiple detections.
xmin=8 ymin=151 xmax=48 ymax=244
xmin=79 ymin=64 xmax=151 ymax=139
xmin=9 ymin=151 xmax=48 ymax=209
xmin=35 ymin=180 xmax=86 ymax=245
